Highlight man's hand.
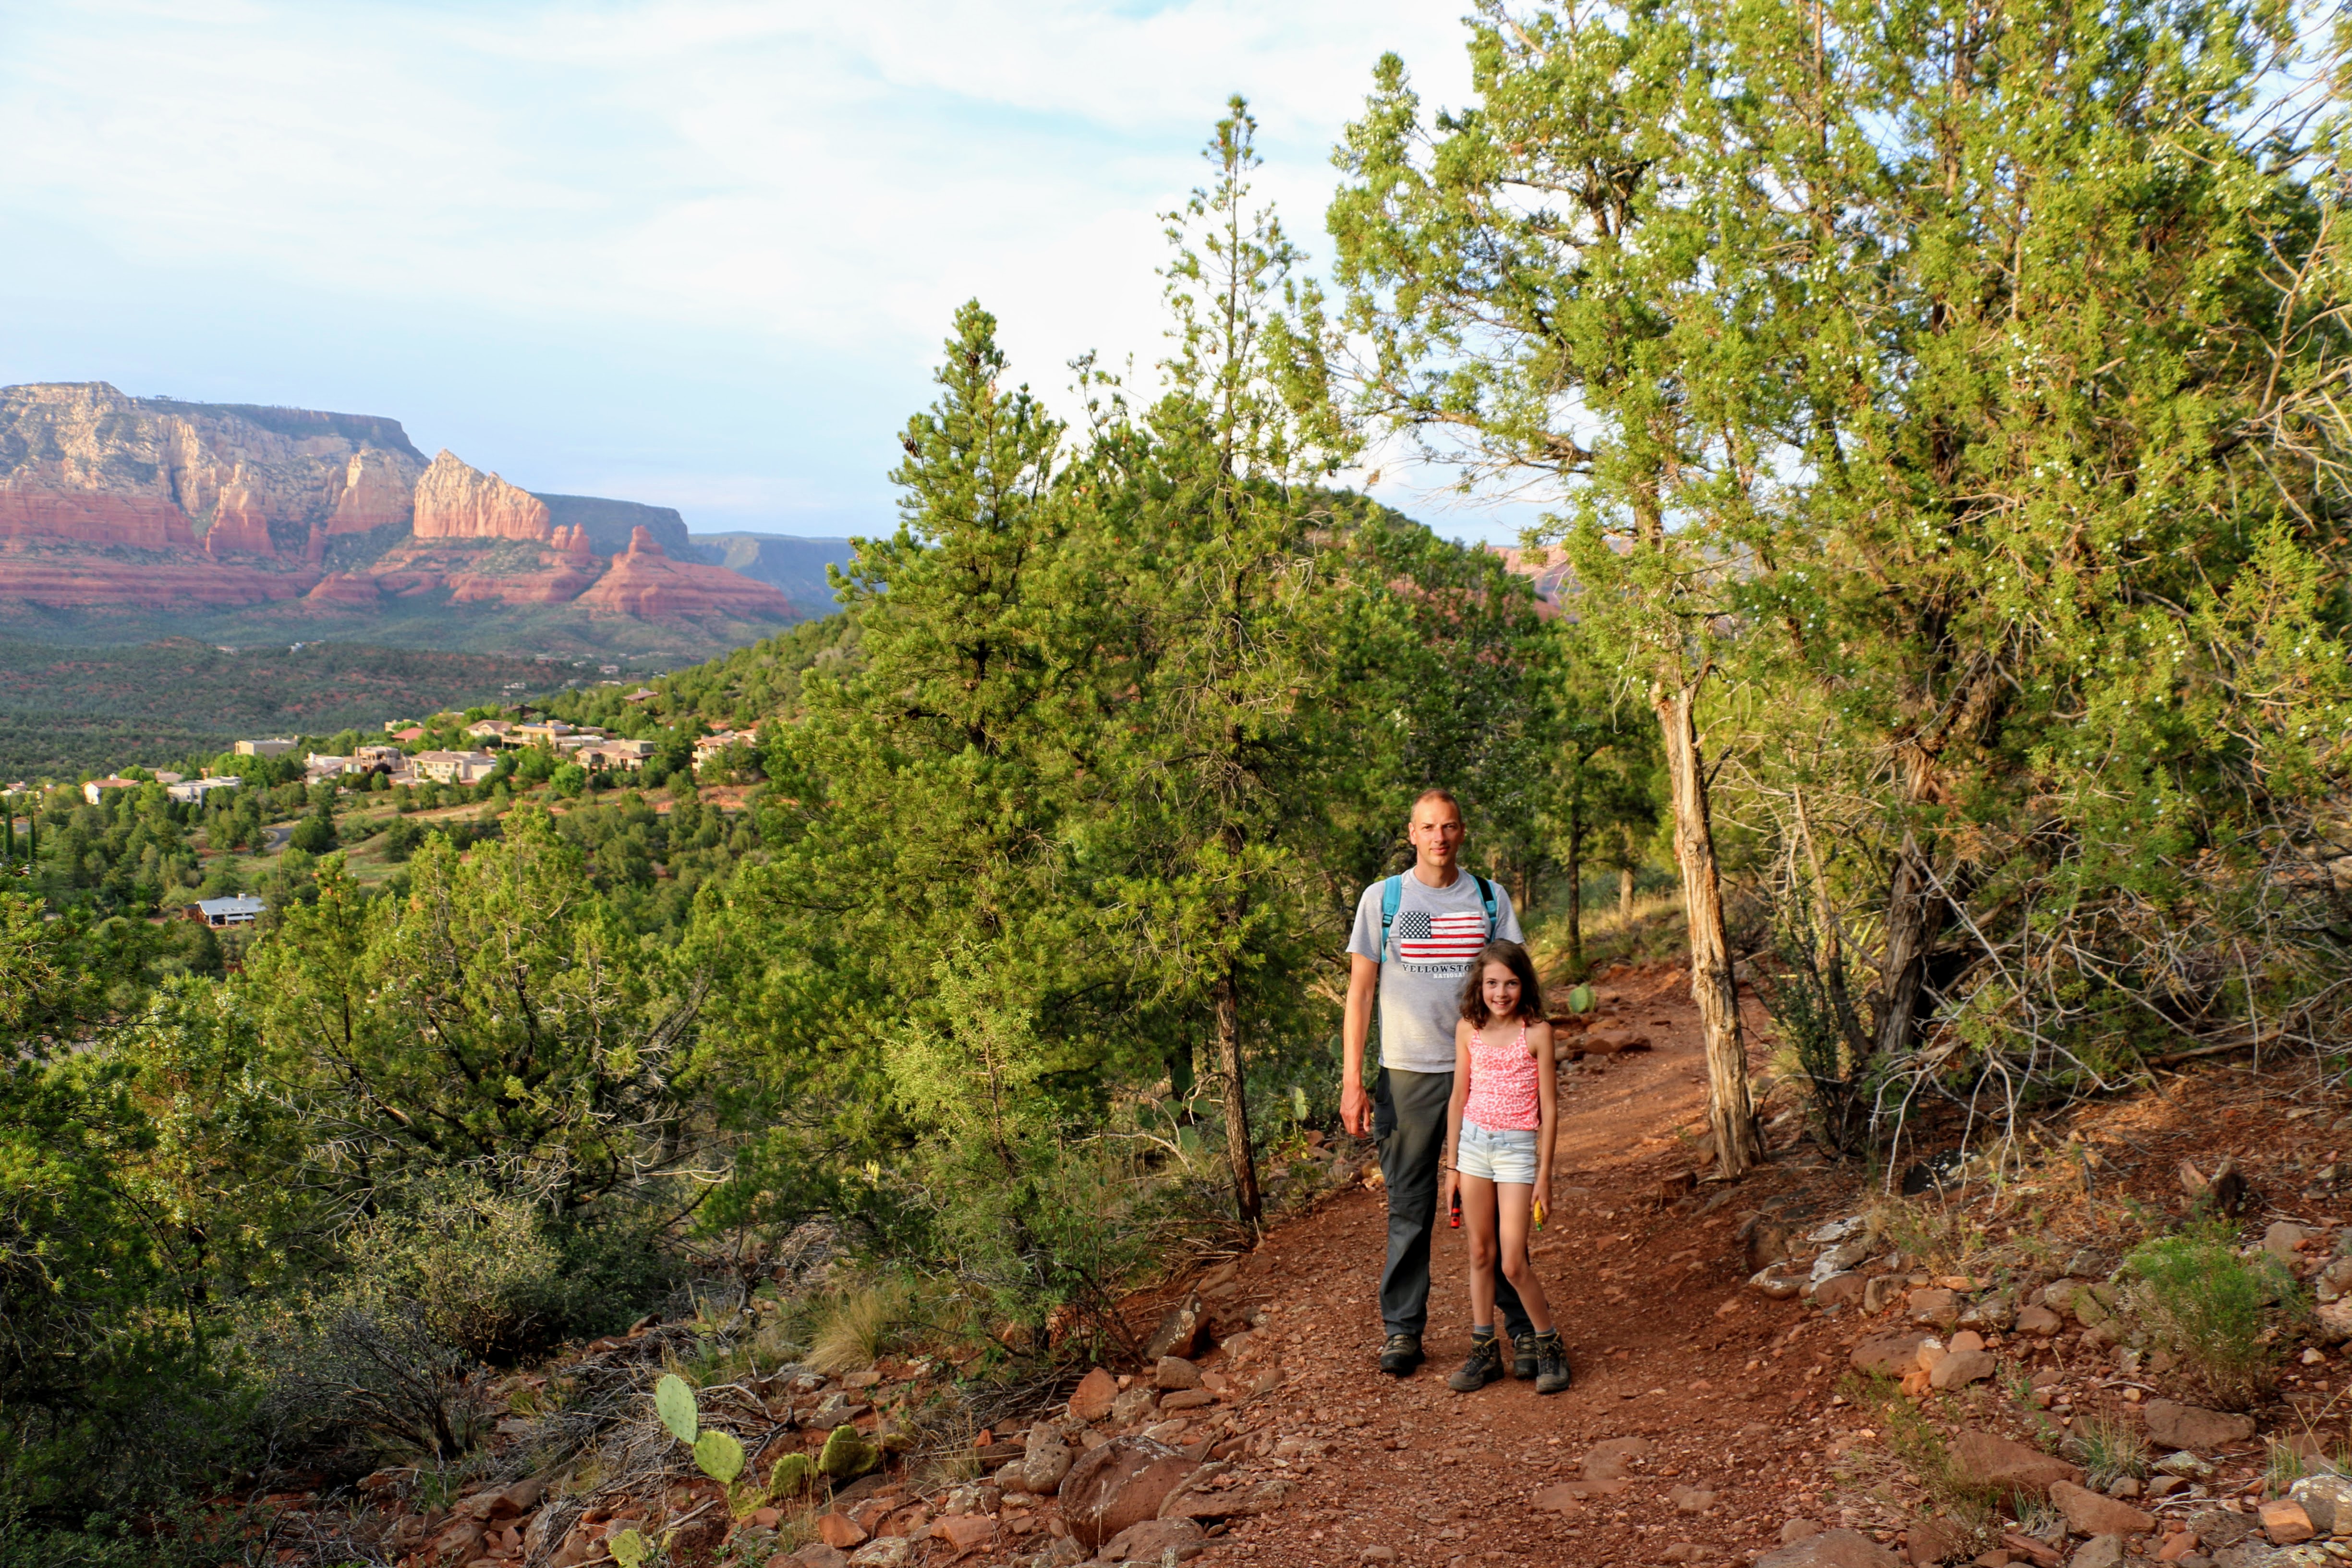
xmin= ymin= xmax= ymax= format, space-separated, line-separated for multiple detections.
xmin=1342 ymin=1078 xmax=1373 ymax=1138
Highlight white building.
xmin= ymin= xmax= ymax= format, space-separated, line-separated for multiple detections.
xmin=412 ymin=750 xmax=499 ymax=785
xmin=236 ymin=739 xmax=297 ymax=758
xmin=167 ymin=776 xmax=243 ymax=805
xmin=187 ymin=895 xmax=266 ymax=928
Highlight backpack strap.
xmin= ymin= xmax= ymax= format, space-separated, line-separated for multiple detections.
xmin=1379 ymin=874 xmax=1403 ymax=964
xmin=1474 ymin=874 xmax=1498 ymax=936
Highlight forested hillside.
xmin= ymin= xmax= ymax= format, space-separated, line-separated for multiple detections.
xmin=2 ymin=4 xmax=2346 ymax=1562
xmin=0 ymin=638 xmax=563 ymax=779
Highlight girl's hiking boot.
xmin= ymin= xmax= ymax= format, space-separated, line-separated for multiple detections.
xmin=1532 ymin=1330 xmax=1572 ymax=1395
xmin=1378 ymin=1333 xmax=1423 ymax=1376
xmin=1447 ymin=1333 xmax=1505 ymax=1392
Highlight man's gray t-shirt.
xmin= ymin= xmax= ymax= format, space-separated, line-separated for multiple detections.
xmin=1347 ymin=872 xmax=1524 ymax=1074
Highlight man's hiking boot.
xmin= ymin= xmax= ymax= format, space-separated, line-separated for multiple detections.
xmin=1447 ymin=1333 xmax=1504 ymax=1393
xmin=1533 ymin=1330 xmax=1572 ymax=1395
xmin=1378 ymin=1333 xmax=1423 ymax=1376
xmin=1509 ymin=1337 xmax=1538 ymax=1381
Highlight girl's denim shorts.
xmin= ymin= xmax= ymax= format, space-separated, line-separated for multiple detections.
xmin=1458 ymin=1119 xmax=1538 ymax=1184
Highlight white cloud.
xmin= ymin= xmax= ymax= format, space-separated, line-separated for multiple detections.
xmin=0 ymin=0 xmax=1525 ymax=538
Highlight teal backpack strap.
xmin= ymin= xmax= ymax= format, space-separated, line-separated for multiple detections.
xmin=1475 ymin=874 xmax=1498 ymax=937
xmin=1379 ymin=874 xmax=1403 ymax=963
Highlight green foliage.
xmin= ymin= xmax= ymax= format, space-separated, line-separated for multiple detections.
xmin=232 ymin=817 xmax=704 ymax=1218
xmin=288 ymin=804 xmax=337 ymax=855
xmin=0 ymin=637 xmax=556 ymax=782
xmin=2122 ymin=1224 xmax=2305 ymax=1408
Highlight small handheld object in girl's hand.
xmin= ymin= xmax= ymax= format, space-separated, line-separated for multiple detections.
xmin=1532 ymin=1196 xmax=1546 ymax=1232
xmin=1449 ymin=1188 xmax=1462 ymax=1229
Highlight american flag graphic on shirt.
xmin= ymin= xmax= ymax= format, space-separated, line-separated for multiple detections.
xmin=1394 ymin=908 xmax=1488 ymax=964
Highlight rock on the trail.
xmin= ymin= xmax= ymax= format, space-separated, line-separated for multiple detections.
xmin=1866 ymin=1276 xmax=1908 ymax=1314
xmin=2265 ymin=1223 xmax=2310 ymax=1265
xmin=1144 ymin=1293 xmax=1207 ymax=1361
xmin=1021 ymin=1425 xmax=1073 ymax=1495
xmin=818 ymin=1513 xmax=869 ymax=1549
xmin=1153 ymin=1356 xmax=1202 ymax=1391
xmin=1102 ymin=1519 xmax=1206 ymax=1563
xmin=2145 ymin=1401 xmax=2257 ymax=1450
xmin=1532 ymin=1479 xmax=1630 ymax=1508
xmin=2017 ymin=1304 xmax=2064 ymax=1336
xmin=1668 ymin=1484 xmax=1716 ymax=1513
xmin=1159 ymin=1462 xmax=1292 ymax=1522
xmin=1583 ymin=1435 xmax=1654 ymax=1480
xmin=1159 ymin=1389 xmax=1214 ymax=1412
xmin=929 ymin=1515 xmax=996 ymax=1554
xmin=1852 ymin=1334 xmax=1930 ymax=1376
xmin=1755 ymin=1527 xmax=1902 ymax=1567
xmin=2259 ymin=1500 xmax=2316 ymax=1545
xmin=2069 ymin=1536 xmax=2126 ymax=1568
xmin=2049 ymin=1480 xmax=2154 ymax=1537
xmin=1812 ymin=1272 xmax=1867 ymax=1309
xmin=787 ymin=1544 xmax=849 ymax=1568
xmin=1929 ymin=1349 xmax=1997 ymax=1389
xmin=1908 ymin=1288 xmax=1961 ymax=1329
xmin=1752 ymin=1265 xmax=1805 ymax=1299
xmin=2289 ymin=1474 xmax=2352 ymax=1533
xmin=1070 ymin=1368 xmax=1119 ymax=1422
xmin=1905 ymin=1517 xmax=1967 ymax=1564
xmin=1782 ymin=1519 xmax=1826 ymax=1544
xmin=1060 ymin=1436 xmax=1197 ymax=1549
xmin=848 ymin=1539 xmax=913 ymax=1568
xmin=1113 ymin=1384 xmax=1160 ymax=1423
xmin=1358 ymin=1548 xmax=1398 ymax=1565
xmin=1950 ymin=1430 xmax=2084 ymax=1497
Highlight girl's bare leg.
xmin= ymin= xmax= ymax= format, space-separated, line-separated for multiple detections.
xmin=1495 ymin=1183 xmax=1554 ymax=1332
xmin=1462 ymin=1174 xmax=1499 ymax=1327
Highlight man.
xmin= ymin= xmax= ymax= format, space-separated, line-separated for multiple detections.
xmin=1341 ymin=788 xmax=1539 ymax=1379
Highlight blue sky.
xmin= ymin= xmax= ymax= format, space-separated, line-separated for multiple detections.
xmin=0 ymin=1 xmax=1548 ymax=545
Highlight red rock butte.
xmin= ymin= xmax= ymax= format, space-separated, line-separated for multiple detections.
xmin=0 ymin=381 xmax=796 ymax=628
xmin=575 ymin=527 xmax=794 ymax=620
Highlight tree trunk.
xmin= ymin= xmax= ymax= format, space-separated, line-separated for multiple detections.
xmin=1656 ymin=678 xmax=1760 ymax=1178
xmin=1564 ymin=797 xmax=1585 ymax=979
xmin=1618 ymin=837 xmax=1636 ymax=922
xmin=1871 ymin=828 xmax=1942 ymax=1057
xmin=1214 ymin=963 xmax=1261 ymax=1225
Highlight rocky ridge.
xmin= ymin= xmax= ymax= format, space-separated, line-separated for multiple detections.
xmin=0 ymin=382 xmax=794 ymax=633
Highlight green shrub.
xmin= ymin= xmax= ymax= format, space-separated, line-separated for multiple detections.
xmin=2121 ymin=1223 xmax=2304 ymax=1408
xmin=289 ymin=809 xmax=337 ymax=855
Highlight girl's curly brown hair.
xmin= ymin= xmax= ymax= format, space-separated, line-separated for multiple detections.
xmin=1458 ymin=939 xmax=1545 ymax=1027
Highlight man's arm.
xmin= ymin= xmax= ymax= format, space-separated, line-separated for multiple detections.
xmin=1341 ymin=951 xmax=1379 ymax=1136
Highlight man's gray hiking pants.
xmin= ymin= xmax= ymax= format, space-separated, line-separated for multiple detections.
xmin=1374 ymin=1066 xmax=1534 ymax=1342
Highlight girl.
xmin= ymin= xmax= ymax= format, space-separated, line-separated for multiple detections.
xmin=1438 ymin=939 xmax=1570 ymax=1394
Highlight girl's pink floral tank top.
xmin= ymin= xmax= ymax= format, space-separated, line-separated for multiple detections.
xmin=1463 ymin=1021 xmax=1540 ymax=1131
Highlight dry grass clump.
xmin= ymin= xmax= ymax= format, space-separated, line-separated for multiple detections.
xmin=2065 ymin=1414 xmax=2149 ymax=1490
xmin=805 ymin=1277 xmax=924 ymax=1374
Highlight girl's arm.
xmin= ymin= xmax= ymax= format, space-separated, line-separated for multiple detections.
xmin=1439 ymin=1021 xmax=1473 ymax=1211
xmin=1530 ymin=1020 xmax=1557 ymax=1201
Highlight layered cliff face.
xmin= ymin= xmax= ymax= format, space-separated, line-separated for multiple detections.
xmin=0 ymin=383 xmax=429 ymax=559
xmin=0 ymin=383 xmax=802 ymax=641
xmin=412 ymin=450 xmax=554 ymax=541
